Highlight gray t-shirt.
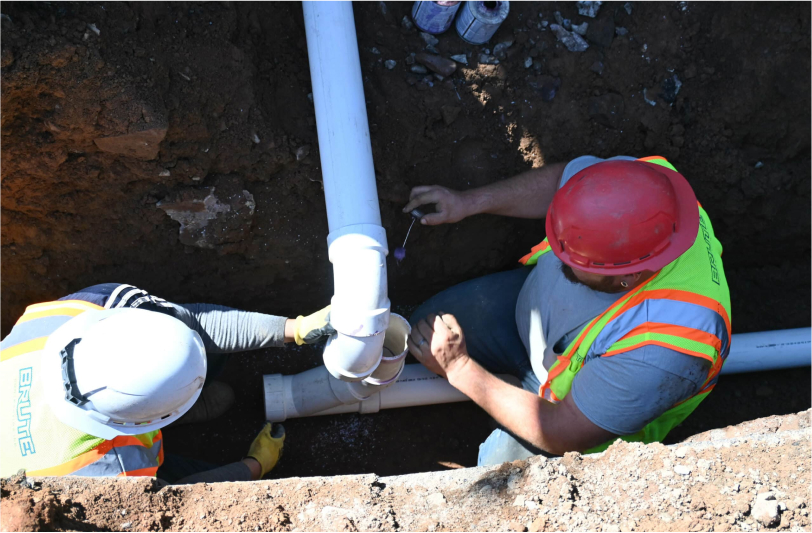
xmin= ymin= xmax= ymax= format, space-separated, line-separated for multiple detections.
xmin=515 ymin=156 xmax=710 ymax=435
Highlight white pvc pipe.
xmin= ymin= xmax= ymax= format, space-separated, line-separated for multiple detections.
xmin=264 ymin=328 xmax=811 ymax=421
xmin=313 ymin=365 xmax=475 ymax=417
xmin=264 ymin=364 xmax=520 ymax=422
xmin=264 ymin=315 xmax=412 ymax=422
xmin=304 ymin=1 xmax=390 ymax=382
xmin=719 ymin=328 xmax=811 ymax=375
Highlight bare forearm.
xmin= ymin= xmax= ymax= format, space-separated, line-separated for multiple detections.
xmin=446 ymin=359 xmax=552 ymax=451
xmin=410 ymin=313 xmax=616 ymax=456
xmin=462 ymin=162 xmax=566 ymax=219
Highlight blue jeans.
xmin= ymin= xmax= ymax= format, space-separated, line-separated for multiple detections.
xmin=410 ymin=268 xmax=545 ymax=466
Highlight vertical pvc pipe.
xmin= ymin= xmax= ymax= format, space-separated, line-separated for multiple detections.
xmin=303 ymin=1 xmax=390 ymax=382
xmin=303 ymin=1 xmax=381 ymax=232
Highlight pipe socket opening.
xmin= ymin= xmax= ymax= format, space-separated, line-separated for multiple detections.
xmin=365 ymin=313 xmax=411 ymax=386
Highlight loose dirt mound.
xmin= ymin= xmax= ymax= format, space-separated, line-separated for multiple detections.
xmin=2 ymin=411 xmax=810 ymax=532
xmin=1 ymin=2 xmax=810 ymax=477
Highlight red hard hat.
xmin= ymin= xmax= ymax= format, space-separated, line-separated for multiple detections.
xmin=546 ymin=160 xmax=699 ymax=275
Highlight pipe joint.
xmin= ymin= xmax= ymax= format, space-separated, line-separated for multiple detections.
xmin=328 ymin=224 xmax=390 ymax=337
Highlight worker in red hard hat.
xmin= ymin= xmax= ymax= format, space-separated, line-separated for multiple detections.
xmin=404 ymin=155 xmax=731 ymax=463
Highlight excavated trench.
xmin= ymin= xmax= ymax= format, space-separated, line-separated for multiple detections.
xmin=1 ymin=0 xmax=810 ymax=485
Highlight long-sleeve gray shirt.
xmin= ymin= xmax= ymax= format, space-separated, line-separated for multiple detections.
xmin=168 ymin=302 xmax=288 ymax=353
xmin=61 ymin=283 xmax=289 ymax=353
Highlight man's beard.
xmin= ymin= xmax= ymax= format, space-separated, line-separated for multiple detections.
xmin=560 ymin=262 xmax=623 ymax=293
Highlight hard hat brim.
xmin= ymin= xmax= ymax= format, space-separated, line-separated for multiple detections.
xmin=546 ymin=161 xmax=700 ymax=276
xmin=41 ymin=309 xmax=205 ymax=439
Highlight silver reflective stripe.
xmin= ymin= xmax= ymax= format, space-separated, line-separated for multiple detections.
xmin=70 ymin=438 xmax=161 ymax=477
xmin=0 ymin=316 xmax=72 ymax=351
xmin=130 ymin=295 xmax=173 ymax=309
xmin=105 ymin=284 xmax=136 ymax=309
xmin=115 ymin=288 xmax=147 ymax=308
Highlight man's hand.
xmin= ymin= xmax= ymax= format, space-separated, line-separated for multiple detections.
xmin=407 ymin=313 xmax=470 ymax=378
xmin=402 ymin=186 xmax=472 ymax=226
xmin=292 ymin=305 xmax=335 ymax=345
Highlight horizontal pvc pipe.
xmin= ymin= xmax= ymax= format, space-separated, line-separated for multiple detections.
xmin=265 ymin=328 xmax=810 ymax=421
xmin=265 ymin=315 xmax=413 ymax=422
xmin=304 ymin=1 xmax=390 ymax=382
xmin=264 ymin=364 xmax=520 ymax=421
xmin=720 ymin=328 xmax=811 ymax=375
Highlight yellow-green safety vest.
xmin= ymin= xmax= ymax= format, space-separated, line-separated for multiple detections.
xmin=519 ymin=156 xmax=732 ymax=453
xmin=0 ymin=299 xmax=164 ymax=477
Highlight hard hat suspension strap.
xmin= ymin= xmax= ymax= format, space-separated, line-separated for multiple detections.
xmin=60 ymin=339 xmax=89 ymax=407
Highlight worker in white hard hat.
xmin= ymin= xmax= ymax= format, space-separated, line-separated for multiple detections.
xmin=0 ymin=283 xmax=334 ymax=483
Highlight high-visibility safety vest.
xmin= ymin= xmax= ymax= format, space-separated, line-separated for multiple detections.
xmin=519 ymin=156 xmax=732 ymax=453
xmin=0 ymin=300 xmax=164 ymax=477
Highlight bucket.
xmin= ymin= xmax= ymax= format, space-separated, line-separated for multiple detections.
xmin=412 ymin=1 xmax=462 ymax=35
xmin=365 ymin=313 xmax=410 ymax=386
xmin=455 ymin=1 xmax=510 ymax=45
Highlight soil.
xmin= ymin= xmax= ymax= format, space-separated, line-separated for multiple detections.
xmin=1 ymin=0 xmax=810 ymax=482
xmin=2 ymin=410 xmax=810 ymax=532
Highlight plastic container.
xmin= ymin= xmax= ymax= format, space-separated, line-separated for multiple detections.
xmin=455 ymin=1 xmax=510 ymax=45
xmin=412 ymin=1 xmax=462 ymax=35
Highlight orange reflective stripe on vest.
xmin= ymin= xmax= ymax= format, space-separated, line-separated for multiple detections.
xmin=539 ymin=271 xmax=662 ymax=393
xmin=519 ymin=239 xmax=551 ymax=266
xmin=602 ymin=322 xmax=722 ymax=362
xmin=26 ymin=432 xmax=164 ymax=477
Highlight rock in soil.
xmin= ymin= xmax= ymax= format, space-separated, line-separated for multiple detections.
xmin=441 ymin=105 xmax=461 ymax=126
xmin=752 ymin=492 xmax=781 ymax=527
xmin=588 ymin=93 xmax=625 ymax=128
xmin=551 ymin=24 xmax=590 ymax=52
xmin=450 ymin=53 xmax=468 ymax=65
xmin=415 ymin=53 xmax=457 ymax=77
xmin=586 ymin=17 xmax=615 ymax=48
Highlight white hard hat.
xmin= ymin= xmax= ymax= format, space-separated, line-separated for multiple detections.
xmin=41 ymin=308 xmax=207 ymax=439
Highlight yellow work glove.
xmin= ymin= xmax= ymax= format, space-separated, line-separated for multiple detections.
xmin=247 ymin=423 xmax=285 ymax=478
xmin=294 ymin=305 xmax=336 ymax=345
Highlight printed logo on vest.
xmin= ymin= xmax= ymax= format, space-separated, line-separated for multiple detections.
xmin=699 ymin=213 xmax=720 ymax=285
xmin=17 ymin=367 xmax=36 ymax=456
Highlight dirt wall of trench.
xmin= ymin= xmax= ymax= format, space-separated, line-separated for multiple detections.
xmin=2 ymin=1 xmax=810 ymax=334
xmin=2 ymin=411 xmax=810 ymax=532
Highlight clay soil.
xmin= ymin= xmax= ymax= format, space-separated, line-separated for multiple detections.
xmin=1 ymin=0 xmax=810 ymax=482
xmin=2 ymin=411 xmax=811 ymax=532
